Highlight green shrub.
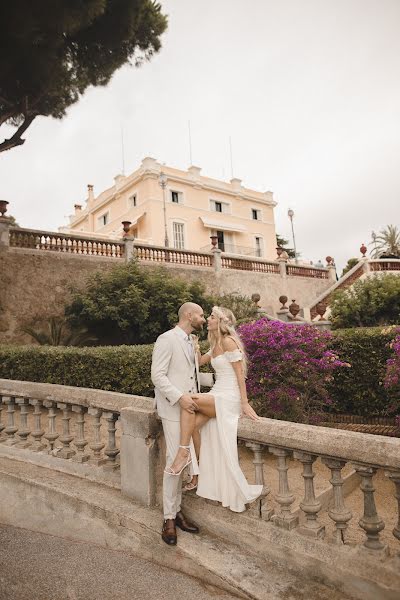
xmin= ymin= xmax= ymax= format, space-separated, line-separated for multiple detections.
xmin=330 ymin=274 xmax=400 ymax=329
xmin=0 ymin=345 xmax=154 ymax=397
xmin=328 ymin=326 xmax=398 ymax=416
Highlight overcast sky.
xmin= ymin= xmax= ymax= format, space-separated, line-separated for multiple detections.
xmin=1 ymin=0 xmax=399 ymax=271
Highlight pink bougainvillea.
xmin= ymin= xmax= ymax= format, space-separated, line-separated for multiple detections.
xmin=238 ymin=319 xmax=350 ymax=424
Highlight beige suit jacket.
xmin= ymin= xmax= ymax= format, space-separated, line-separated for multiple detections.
xmin=151 ymin=327 xmax=200 ymax=422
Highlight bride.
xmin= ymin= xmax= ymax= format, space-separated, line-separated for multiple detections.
xmin=165 ymin=306 xmax=262 ymax=512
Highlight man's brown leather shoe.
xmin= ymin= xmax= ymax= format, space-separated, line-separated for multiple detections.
xmin=175 ymin=511 xmax=199 ymax=534
xmin=162 ymin=519 xmax=177 ymax=545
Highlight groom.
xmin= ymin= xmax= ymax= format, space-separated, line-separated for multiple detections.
xmin=151 ymin=302 xmax=206 ymax=545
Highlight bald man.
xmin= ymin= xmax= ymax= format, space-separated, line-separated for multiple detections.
xmin=151 ymin=303 xmax=206 ymax=545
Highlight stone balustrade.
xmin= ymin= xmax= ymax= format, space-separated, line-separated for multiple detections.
xmin=0 ymin=380 xmax=154 ymax=488
xmin=1 ymin=377 xmax=399 ymax=558
xmin=2 ymin=223 xmax=332 ymax=278
xmin=0 ymin=378 xmax=399 ymax=597
xmin=237 ymin=417 xmax=400 ymax=552
xmin=9 ymin=227 xmax=125 ymax=258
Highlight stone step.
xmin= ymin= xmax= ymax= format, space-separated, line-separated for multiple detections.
xmin=0 ymin=456 xmax=352 ymax=600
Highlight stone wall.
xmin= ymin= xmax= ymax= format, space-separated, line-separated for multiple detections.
xmin=0 ymin=247 xmax=331 ymax=344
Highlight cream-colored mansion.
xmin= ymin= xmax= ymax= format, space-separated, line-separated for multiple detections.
xmin=63 ymin=157 xmax=278 ymax=259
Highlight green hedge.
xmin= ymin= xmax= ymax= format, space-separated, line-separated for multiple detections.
xmin=0 ymin=328 xmax=397 ymax=417
xmin=328 ymin=326 xmax=398 ymax=417
xmin=0 ymin=345 xmax=154 ymax=397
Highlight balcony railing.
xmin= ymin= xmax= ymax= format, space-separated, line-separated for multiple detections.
xmin=9 ymin=227 xmax=124 ymax=258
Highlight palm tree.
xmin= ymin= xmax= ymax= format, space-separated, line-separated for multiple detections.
xmin=370 ymin=225 xmax=400 ymax=258
xmin=22 ymin=317 xmax=96 ymax=346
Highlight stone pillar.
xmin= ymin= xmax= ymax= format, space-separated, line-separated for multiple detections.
xmin=354 ymin=464 xmax=385 ymax=550
xmin=211 ymin=247 xmax=222 ymax=273
xmin=120 ymin=406 xmax=161 ymax=507
xmin=0 ymin=216 xmax=10 ymax=251
xmin=327 ymin=264 xmax=337 ymax=282
xmin=124 ymin=236 xmax=135 ymax=263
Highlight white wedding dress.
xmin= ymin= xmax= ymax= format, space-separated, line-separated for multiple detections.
xmin=196 ymin=349 xmax=263 ymax=512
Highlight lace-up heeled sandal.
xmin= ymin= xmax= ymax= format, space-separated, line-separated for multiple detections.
xmin=164 ymin=445 xmax=192 ymax=476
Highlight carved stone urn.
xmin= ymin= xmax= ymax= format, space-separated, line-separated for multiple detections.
xmin=289 ymin=299 xmax=300 ymax=319
xmin=0 ymin=200 xmax=9 ymax=217
xmin=279 ymin=295 xmax=288 ymax=309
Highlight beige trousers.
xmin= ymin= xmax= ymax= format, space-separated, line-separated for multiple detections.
xmin=162 ymin=418 xmax=200 ymax=520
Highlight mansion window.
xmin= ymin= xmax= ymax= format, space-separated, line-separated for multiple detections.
xmin=210 ymin=200 xmax=230 ymax=214
xmin=129 ymin=194 xmax=137 ymax=208
xmin=97 ymin=212 xmax=109 ymax=227
xmin=173 ymin=222 xmax=185 ymax=249
xmin=170 ymin=190 xmax=183 ymax=204
xmin=252 ymin=209 xmax=261 ymax=221
xmin=255 ymin=236 xmax=264 ymax=257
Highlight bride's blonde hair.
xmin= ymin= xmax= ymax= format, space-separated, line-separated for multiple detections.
xmin=208 ymin=306 xmax=247 ymax=376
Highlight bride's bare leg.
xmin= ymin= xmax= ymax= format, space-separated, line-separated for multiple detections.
xmin=168 ymin=394 xmax=215 ymax=474
xmin=185 ymin=412 xmax=210 ymax=489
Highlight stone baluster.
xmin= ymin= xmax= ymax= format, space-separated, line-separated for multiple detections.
xmin=72 ymin=405 xmax=89 ymax=462
xmin=322 ymin=458 xmax=352 ymax=544
xmin=245 ymin=442 xmax=274 ymax=520
xmin=56 ymin=403 xmax=75 ymax=459
xmin=0 ymin=397 xmax=5 ymax=439
xmin=270 ymin=447 xmax=299 ymax=530
xmin=353 ymin=464 xmax=385 ymax=550
xmin=88 ymin=408 xmax=106 ymax=465
xmin=103 ymin=412 xmax=120 ymax=471
xmin=16 ymin=398 xmax=32 ymax=448
xmin=386 ymin=470 xmax=400 ymax=545
xmin=29 ymin=399 xmax=46 ymax=452
xmin=3 ymin=396 xmax=19 ymax=445
xmin=294 ymin=451 xmax=325 ymax=538
xmin=43 ymin=401 xmax=59 ymax=453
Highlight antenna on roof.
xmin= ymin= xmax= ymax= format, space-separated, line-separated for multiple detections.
xmin=120 ymin=125 xmax=125 ymax=175
xmin=229 ymin=136 xmax=234 ymax=179
xmin=188 ymin=120 xmax=193 ymax=165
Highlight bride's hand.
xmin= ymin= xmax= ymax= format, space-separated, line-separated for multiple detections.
xmin=241 ymin=402 xmax=259 ymax=421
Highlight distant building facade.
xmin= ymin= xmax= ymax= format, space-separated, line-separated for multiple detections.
xmin=63 ymin=157 xmax=278 ymax=259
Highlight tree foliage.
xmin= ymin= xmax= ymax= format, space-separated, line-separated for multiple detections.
xmin=0 ymin=1 xmax=167 ymax=153
xmin=276 ymin=234 xmax=295 ymax=258
xmin=341 ymin=257 xmax=359 ymax=277
xmin=65 ymin=261 xmax=258 ymax=345
xmin=370 ymin=225 xmax=400 ymax=258
xmin=330 ymin=275 xmax=400 ymax=329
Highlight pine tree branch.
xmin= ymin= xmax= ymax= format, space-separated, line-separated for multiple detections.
xmin=0 ymin=114 xmax=36 ymax=153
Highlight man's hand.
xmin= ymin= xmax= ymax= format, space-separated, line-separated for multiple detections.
xmin=179 ymin=394 xmax=198 ymax=413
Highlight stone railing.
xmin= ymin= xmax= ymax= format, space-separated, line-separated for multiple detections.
xmin=286 ymin=264 xmax=329 ymax=279
xmin=134 ymin=243 xmax=213 ymax=267
xmin=221 ymin=254 xmax=281 ymax=274
xmin=0 ymin=378 xmax=399 ymax=597
xmin=1 ymin=221 xmax=333 ymax=279
xmin=9 ymin=227 xmax=125 ymax=258
xmin=237 ymin=417 xmax=399 ymax=551
xmin=0 ymin=380 xmax=154 ymax=491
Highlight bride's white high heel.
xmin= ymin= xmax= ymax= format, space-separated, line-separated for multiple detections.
xmin=164 ymin=445 xmax=192 ymax=476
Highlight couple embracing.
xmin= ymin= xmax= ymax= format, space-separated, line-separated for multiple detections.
xmin=151 ymin=302 xmax=262 ymax=546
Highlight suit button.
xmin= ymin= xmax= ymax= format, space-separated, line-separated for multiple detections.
xmin=190 ymin=376 xmax=194 ymax=379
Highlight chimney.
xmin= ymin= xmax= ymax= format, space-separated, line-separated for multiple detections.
xmin=230 ymin=178 xmax=242 ymax=192
xmin=74 ymin=204 xmax=82 ymax=214
xmin=87 ymin=184 xmax=94 ymax=204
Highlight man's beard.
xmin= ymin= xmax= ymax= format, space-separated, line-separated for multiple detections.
xmin=192 ymin=322 xmax=203 ymax=332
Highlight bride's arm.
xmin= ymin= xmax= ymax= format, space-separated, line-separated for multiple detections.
xmin=199 ymin=352 xmax=211 ymax=366
xmin=221 ymin=337 xmax=259 ymax=421
xmin=192 ymin=336 xmax=211 ymax=366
